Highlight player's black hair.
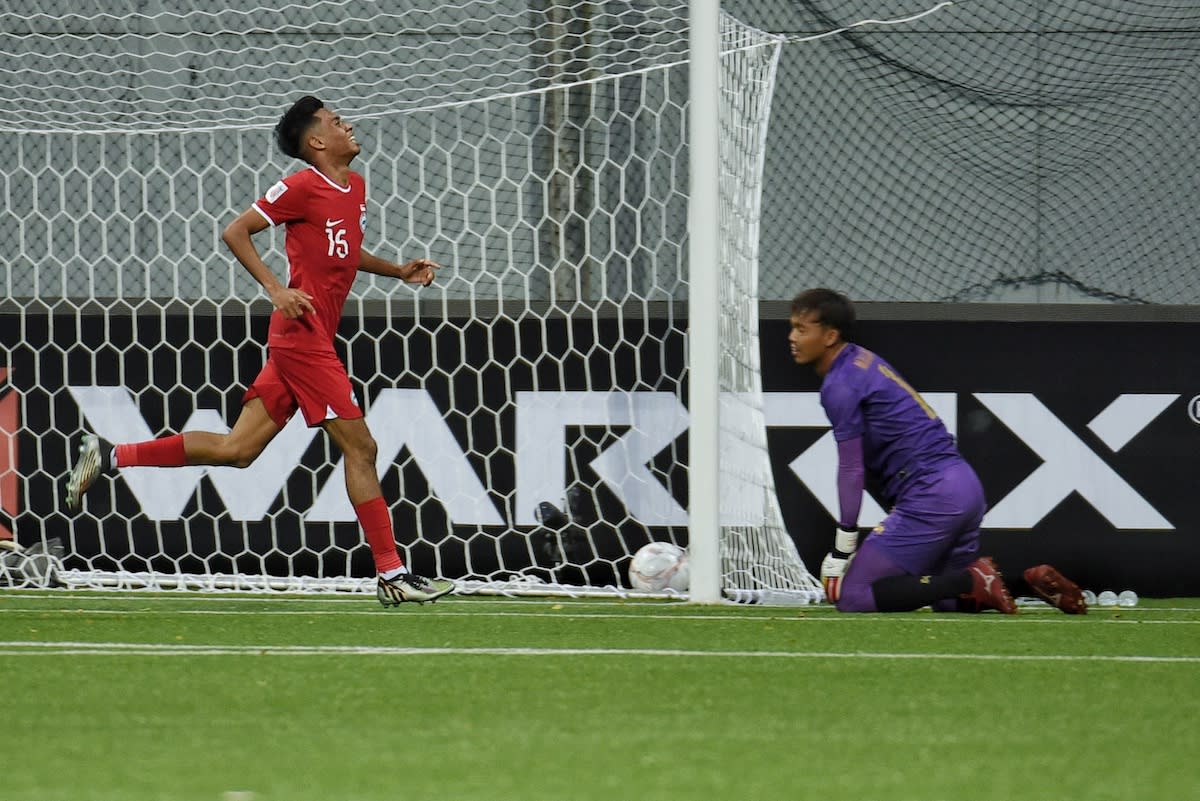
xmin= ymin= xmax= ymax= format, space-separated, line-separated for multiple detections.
xmin=791 ymin=288 xmax=856 ymax=342
xmin=275 ymin=95 xmax=325 ymax=161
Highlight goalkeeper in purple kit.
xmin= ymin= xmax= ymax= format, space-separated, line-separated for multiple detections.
xmin=789 ymin=288 xmax=1086 ymax=614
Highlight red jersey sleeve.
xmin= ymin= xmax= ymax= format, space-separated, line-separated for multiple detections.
xmin=253 ymin=173 xmax=312 ymax=226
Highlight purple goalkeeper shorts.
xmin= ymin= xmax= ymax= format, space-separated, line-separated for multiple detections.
xmin=837 ymin=460 xmax=985 ymax=613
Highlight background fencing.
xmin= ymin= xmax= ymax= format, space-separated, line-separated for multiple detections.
xmin=729 ymin=0 xmax=1200 ymax=303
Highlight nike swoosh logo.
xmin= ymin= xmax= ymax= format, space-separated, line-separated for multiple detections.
xmin=325 ymin=218 xmax=344 ymax=227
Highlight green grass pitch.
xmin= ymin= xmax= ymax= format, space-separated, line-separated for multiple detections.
xmin=1 ymin=591 xmax=1198 ymax=801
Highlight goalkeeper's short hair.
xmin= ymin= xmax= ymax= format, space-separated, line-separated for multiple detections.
xmin=791 ymin=288 xmax=857 ymax=343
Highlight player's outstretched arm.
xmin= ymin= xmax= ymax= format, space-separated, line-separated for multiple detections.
xmin=359 ymin=249 xmax=438 ymax=287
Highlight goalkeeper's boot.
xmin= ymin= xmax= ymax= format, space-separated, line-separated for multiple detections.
xmin=65 ymin=433 xmax=112 ymax=511
xmin=377 ymin=572 xmax=456 ymax=607
xmin=965 ymin=556 xmax=1017 ymax=614
xmin=1023 ymin=564 xmax=1088 ymax=615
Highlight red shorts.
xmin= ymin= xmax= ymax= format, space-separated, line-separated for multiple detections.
xmin=243 ymin=347 xmax=363 ymax=428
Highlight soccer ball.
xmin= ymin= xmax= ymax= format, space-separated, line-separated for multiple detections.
xmin=628 ymin=542 xmax=689 ymax=592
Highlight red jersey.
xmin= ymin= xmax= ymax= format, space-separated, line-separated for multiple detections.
xmin=252 ymin=166 xmax=368 ymax=352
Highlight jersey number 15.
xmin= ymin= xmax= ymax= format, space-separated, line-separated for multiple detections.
xmin=326 ymin=226 xmax=349 ymax=259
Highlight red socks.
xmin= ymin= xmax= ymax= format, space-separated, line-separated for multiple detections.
xmin=113 ymin=436 xmax=405 ymax=575
xmin=354 ymin=496 xmax=404 ymax=574
xmin=114 ymin=434 xmax=187 ymax=468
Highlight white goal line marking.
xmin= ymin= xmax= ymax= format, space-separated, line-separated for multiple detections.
xmin=1 ymin=605 xmax=1196 ymax=626
xmin=10 ymin=592 xmax=1199 ymax=615
xmin=0 ymin=641 xmax=1196 ymax=663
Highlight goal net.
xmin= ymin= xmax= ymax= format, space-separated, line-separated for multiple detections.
xmin=0 ymin=0 xmax=821 ymax=603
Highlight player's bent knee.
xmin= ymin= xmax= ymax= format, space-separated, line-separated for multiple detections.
xmin=221 ymin=441 xmax=264 ymax=469
xmin=835 ymin=580 xmax=878 ymax=613
xmin=342 ymin=438 xmax=378 ymax=466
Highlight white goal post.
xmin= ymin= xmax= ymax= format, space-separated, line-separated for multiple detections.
xmin=1 ymin=1 xmax=821 ymax=604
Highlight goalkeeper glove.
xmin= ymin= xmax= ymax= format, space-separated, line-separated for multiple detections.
xmin=821 ymin=527 xmax=859 ymax=603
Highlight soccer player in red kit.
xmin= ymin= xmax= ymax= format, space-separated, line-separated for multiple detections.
xmin=66 ymin=95 xmax=454 ymax=606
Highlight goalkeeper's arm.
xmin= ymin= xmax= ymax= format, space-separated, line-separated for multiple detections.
xmin=821 ymin=436 xmax=865 ymax=602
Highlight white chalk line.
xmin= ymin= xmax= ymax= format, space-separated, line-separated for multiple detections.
xmin=0 ymin=640 xmax=1196 ymax=662
xmin=0 ymin=604 xmax=1196 ymax=626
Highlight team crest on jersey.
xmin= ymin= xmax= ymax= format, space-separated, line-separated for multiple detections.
xmin=359 ymin=203 xmax=367 ymax=232
xmin=266 ymin=181 xmax=288 ymax=203
xmin=853 ymin=350 xmax=875 ymax=370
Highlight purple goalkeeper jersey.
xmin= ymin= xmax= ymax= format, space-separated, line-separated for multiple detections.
xmin=820 ymin=343 xmax=963 ymax=504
